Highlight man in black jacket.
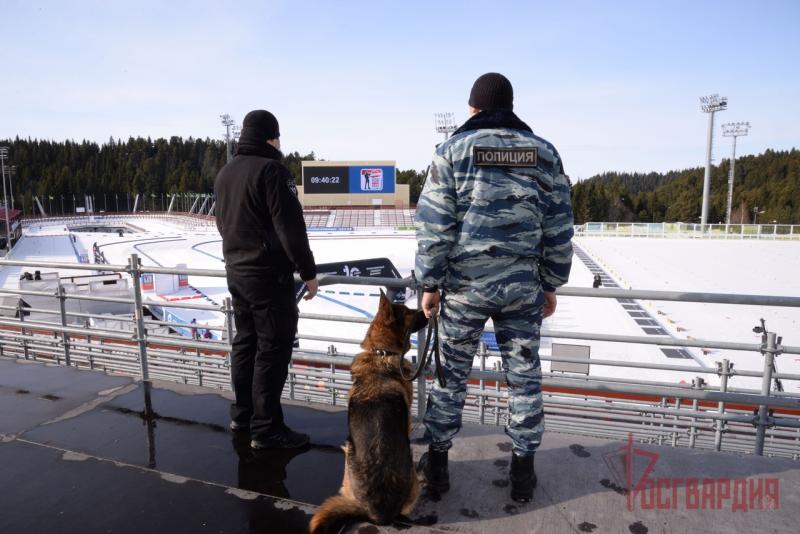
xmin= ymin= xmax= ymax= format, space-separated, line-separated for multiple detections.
xmin=214 ymin=109 xmax=318 ymax=449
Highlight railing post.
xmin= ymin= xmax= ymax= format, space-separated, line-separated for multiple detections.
xmin=196 ymin=351 xmax=204 ymax=387
xmin=415 ymin=289 xmax=426 ymax=422
xmin=57 ymin=281 xmax=71 ymax=366
xmin=494 ymin=359 xmax=502 ymax=425
xmin=714 ymin=359 xmax=732 ymax=451
xmin=17 ymin=299 xmax=29 ymax=360
xmin=689 ymin=377 xmax=703 ymax=448
xmin=478 ymin=341 xmax=487 ymax=424
xmin=672 ymin=397 xmax=680 ymax=447
xmin=194 ymin=329 xmax=203 ymax=387
xmin=85 ymin=319 xmax=94 ymax=370
xmin=223 ymin=297 xmax=236 ymax=393
xmin=658 ymin=397 xmax=666 ymax=445
xmin=128 ymin=253 xmax=149 ymax=381
xmin=327 ymin=345 xmax=337 ymax=406
xmin=754 ymin=332 xmax=778 ymax=456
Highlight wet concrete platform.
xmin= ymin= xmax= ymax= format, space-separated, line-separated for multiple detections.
xmin=2 ymin=357 xmax=799 ymax=533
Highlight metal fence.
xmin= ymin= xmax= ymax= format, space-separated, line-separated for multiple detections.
xmin=575 ymin=221 xmax=800 ymax=239
xmin=1 ymin=255 xmax=800 ymax=460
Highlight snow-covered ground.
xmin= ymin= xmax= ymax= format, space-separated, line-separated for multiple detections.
xmin=3 ymin=217 xmax=798 ymax=393
xmin=80 ymin=223 xmax=418 ymax=347
xmin=575 ymin=237 xmax=800 ymax=392
xmin=0 ymin=225 xmax=91 ymax=288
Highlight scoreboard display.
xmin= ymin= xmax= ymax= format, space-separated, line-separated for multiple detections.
xmin=303 ymin=164 xmax=396 ymax=195
xmin=303 ymin=166 xmax=350 ymax=194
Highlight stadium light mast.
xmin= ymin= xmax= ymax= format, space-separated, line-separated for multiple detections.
xmin=721 ymin=121 xmax=750 ymax=225
xmin=0 ymin=147 xmax=11 ymax=250
xmin=434 ymin=112 xmax=457 ymax=140
xmin=220 ymin=114 xmax=236 ymax=163
xmin=232 ymin=124 xmax=241 ymax=146
xmin=699 ymin=94 xmax=727 ymax=229
xmin=8 ymin=165 xmax=16 ymax=210
xmin=753 ymin=206 xmax=765 ymax=225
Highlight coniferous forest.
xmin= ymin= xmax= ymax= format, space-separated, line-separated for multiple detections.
xmin=1 ymin=137 xmax=797 ymax=224
xmin=570 ymin=149 xmax=800 ymax=225
xmin=0 ymin=137 xmax=316 ymax=215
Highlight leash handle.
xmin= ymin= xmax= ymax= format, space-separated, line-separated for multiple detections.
xmin=400 ymin=315 xmax=446 ymax=388
xmin=431 ymin=317 xmax=446 ymax=387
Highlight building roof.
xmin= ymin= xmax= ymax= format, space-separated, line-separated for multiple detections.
xmin=0 ymin=207 xmax=22 ymax=220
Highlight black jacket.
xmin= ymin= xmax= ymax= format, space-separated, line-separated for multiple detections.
xmin=214 ymin=142 xmax=316 ymax=281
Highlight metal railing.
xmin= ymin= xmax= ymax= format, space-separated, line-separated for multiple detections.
xmin=1 ymin=254 xmax=800 ymax=459
xmin=21 ymin=210 xmax=412 ymax=231
xmin=575 ymin=221 xmax=800 ymax=240
xmin=21 ymin=212 xmax=800 ymax=238
xmin=20 ymin=212 xmax=218 ymax=231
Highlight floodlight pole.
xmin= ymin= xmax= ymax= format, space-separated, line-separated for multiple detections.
xmin=0 ymin=147 xmax=12 ymax=251
xmin=721 ymin=122 xmax=750 ymax=225
xmin=727 ymin=134 xmax=737 ymax=224
xmin=220 ymin=114 xmax=236 ymax=163
xmin=699 ymin=94 xmax=727 ymax=229
xmin=9 ymin=165 xmax=16 ymax=210
xmin=753 ymin=206 xmax=764 ymax=225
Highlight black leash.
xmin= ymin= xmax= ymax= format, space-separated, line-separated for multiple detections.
xmin=400 ymin=315 xmax=446 ymax=388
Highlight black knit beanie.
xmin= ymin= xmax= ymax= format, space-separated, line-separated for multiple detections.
xmin=468 ymin=73 xmax=514 ymax=111
xmin=239 ymin=110 xmax=280 ymax=145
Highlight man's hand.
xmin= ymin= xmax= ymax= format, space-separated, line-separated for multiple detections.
xmin=303 ymin=278 xmax=319 ymax=300
xmin=543 ymin=291 xmax=557 ymax=318
xmin=421 ymin=290 xmax=441 ymax=318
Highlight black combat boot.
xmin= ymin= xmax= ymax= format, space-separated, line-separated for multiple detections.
xmin=418 ymin=445 xmax=450 ymax=493
xmin=510 ymin=453 xmax=537 ymax=503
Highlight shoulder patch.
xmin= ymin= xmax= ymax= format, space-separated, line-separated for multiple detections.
xmin=286 ymin=178 xmax=299 ymax=197
xmin=473 ymin=147 xmax=537 ymax=167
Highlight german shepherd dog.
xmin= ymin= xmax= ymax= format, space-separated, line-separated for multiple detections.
xmin=309 ymin=291 xmax=429 ymax=533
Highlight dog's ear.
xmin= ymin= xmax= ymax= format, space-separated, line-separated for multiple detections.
xmin=377 ymin=290 xmax=396 ymax=323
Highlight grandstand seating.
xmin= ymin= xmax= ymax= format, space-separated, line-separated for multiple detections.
xmin=303 ymin=210 xmax=331 ymax=228
xmin=302 ymin=208 xmax=416 ymax=228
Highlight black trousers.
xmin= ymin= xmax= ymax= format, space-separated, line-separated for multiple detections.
xmin=227 ymin=275 xmax=298 ymax=440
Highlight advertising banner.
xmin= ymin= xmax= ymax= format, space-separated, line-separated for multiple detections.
xmin=294 ymin=257 xmax=404 ymax=303
xmin=348 ymin=166 xmax=395 ymax=194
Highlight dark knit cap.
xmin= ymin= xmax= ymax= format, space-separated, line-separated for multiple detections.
xmin=239 ymin=110 xmax=280 ymax=145
xmin=468 ymin=73 xmax=514 ymax=111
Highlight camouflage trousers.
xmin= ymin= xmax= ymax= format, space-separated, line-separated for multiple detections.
xmin=423 ymin=278 xmax=545 ymax=457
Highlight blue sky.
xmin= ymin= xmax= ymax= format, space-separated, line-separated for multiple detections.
xmin=1 ymin=0 xmax=798 ymax=179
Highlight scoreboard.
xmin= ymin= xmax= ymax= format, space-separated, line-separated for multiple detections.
xmin=302 ymin=163 xmax=396 ymax=195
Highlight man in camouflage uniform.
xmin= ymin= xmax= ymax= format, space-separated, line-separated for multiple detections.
xmin=415 ymin=73 xmax=574 ymax=502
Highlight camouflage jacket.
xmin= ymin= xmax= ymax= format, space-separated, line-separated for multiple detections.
xmin=415 ymin=110 xmax=574 ymax=292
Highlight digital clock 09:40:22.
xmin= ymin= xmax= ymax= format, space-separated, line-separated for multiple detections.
xmin=309 ymin=176 xmax=341 ymax=184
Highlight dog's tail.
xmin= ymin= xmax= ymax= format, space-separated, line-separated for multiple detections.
xmin=309 ymin=495 xmax=369 ymax=534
